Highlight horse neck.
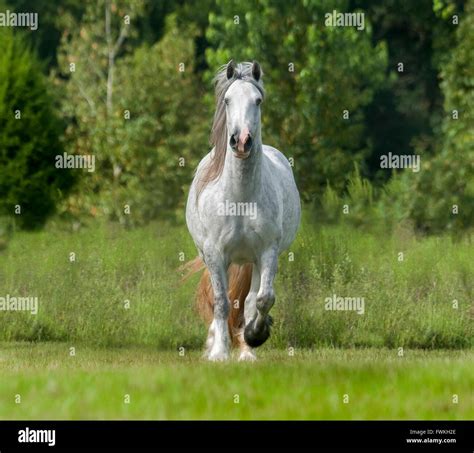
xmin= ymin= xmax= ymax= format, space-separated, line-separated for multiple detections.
xmin=221 ymin=128 xmax=263 ymax=200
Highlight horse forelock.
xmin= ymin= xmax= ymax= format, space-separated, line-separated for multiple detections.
xmin=196 ymin=62 xmax=264 ymax=198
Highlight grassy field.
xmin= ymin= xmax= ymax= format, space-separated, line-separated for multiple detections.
xmin=0 ymin=216 xmax=472 ymax=420
xmin=0 ymin=217 xmax=472 ymax=349
xmin=0 ymin=343 xmax=472 ymax=420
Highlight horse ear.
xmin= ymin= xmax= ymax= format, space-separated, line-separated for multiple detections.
xmin=252 ymin=61 xmax=261 ymax=81
xmin=226 ymin=59 xmax=235 ymax=79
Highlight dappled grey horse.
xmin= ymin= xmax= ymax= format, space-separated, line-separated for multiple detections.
xmin=186 ymin=60 xmax=300 ymax=361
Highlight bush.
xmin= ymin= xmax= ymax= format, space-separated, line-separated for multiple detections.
xmin=407 ymin=0 xmax=474 ymax=234
xmin=0 ymin=28 xmax=73 ymax=229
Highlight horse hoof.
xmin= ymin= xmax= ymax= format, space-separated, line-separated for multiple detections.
xmin=207 ymin=350 xmax=230 ymax=362
xmin=244 ymin=315 xmax=273 ymax=348
xmin=238 ymin=350 xmax=257 ymax=362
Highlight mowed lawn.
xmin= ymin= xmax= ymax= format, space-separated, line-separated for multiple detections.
xmin=0 ymin=343 xmax=472 ymax=420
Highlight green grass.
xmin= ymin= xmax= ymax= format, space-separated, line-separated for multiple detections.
xmin=0 ymin=343 xmax=472 ymax=420
xmin=0 ymin=216 xmax=472 ymax=349
xmin=0 ymin=220 xmax=472 ymax=420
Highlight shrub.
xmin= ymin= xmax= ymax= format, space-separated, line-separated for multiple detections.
xmin=0 ymin=28 xmax=73 ymax=229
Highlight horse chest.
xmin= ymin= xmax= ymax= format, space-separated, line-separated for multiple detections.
xmin=218 ymin=216 xmax=277 ymax=263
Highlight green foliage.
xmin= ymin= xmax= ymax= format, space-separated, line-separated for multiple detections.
xmin=406 ymin=0 xmax=474 ymax=233
xmin=54 ymin=3 xmax=207 ymax=226
xmin=320 ymin=166 xmax=372 ymax=226
xmin=0 ymin=28 xmax=73 ymax=229
xmin=53 ymin=0 xmax=144 ymax=224
xmin=6 ymin=0 xmax=87 ymax=69
xmin=318 ymin=166 xmax=411 ymax=236
xmin=112 ymin=21 xmax=208 ymax=224
xmin=317 ymin=1 xmax=473 ymax=235
xmin=1 ymin=0 xmax=471 ymax=235
xmin=354 ymin=0 xmax=463 ymax=183
xmin=205 ymin=0 xmax=388 ymax=199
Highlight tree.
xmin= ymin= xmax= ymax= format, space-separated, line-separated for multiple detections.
xmin=54 ymin=2 xmax=207 ymax=225
xmin=352 ymin=0 xmax=464 ymax=182
xmin=6 ymin=0 xmax=87 ymax=70
xmin=0 ymin=28 xmax=73 ymax=229
xmin=205 ymin=0 xmax=388 ymax=200
xmin=112 ymin=17 xmax=208 ymax=224
xmin=407 ymin=0 xmax=474 ymax=233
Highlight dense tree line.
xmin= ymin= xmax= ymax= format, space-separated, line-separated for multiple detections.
xmin=0 ymin=0 xmax=471 ymax=233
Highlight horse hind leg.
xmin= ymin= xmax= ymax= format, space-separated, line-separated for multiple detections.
xmin=227 ymin=263 xmax=256 ymax=361
xmin=236 ymin=330 xmax=256 ymax=361
xmin=197 ymin=262 xmax=257 ymax=361
xmin=197 ymin=265 xmax=245 ymax=359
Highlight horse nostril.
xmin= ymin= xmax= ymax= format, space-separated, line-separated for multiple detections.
xmin=244 ymin=135 xmax=253 ymax=152
xmin=229 ymin=134 xmax=237 ymax=148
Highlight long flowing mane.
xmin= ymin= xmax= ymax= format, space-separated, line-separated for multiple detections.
xmin=196 ymin=61 xmax=265 ymax=197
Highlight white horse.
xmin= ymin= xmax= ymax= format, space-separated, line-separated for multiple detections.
xmin=186 ymin=60 xmax=300 ymax=361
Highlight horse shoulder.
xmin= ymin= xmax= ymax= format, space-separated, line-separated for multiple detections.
xmin=262 ymin=144 xmax=292 ymax=170
xmin=261 ymin=144 xmax=301 ymax=249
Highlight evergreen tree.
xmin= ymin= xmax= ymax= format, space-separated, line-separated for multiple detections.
xmin=0 ymin=28 xmax=73 ymax=229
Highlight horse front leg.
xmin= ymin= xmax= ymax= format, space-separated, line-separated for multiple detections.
xmin=244 ymin=247 xmax=278 ymax=348
xmin=203 ymin=248 xmax=231 ymax=361
xmin=238 ymin=264 xmax=260 ymax=361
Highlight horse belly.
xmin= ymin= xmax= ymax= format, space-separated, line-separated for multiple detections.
xmin=224 ymin=237 xmax=255 ymax=264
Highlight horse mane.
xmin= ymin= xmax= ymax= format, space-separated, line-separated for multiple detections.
xmin=196 ymin=61 xmax=265 ymax=198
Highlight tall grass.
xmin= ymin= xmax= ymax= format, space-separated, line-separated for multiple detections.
xmin=0 ymin=215 xmax=472 ymax=349
xmin=275 ymin=215 xmax=473 ymax=349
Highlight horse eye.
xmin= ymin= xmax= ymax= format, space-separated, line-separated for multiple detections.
xmin=256 ymin=98 xmax=262 ymax=106
xmin=224 ymin=98 xmax=230 ymax=105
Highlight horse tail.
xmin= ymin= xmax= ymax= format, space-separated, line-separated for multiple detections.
xmin=183 ymin=257 xmax=252 ymax=346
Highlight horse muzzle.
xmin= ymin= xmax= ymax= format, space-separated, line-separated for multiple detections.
xmin=230 ymin=129 xmax=253 ymax=159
